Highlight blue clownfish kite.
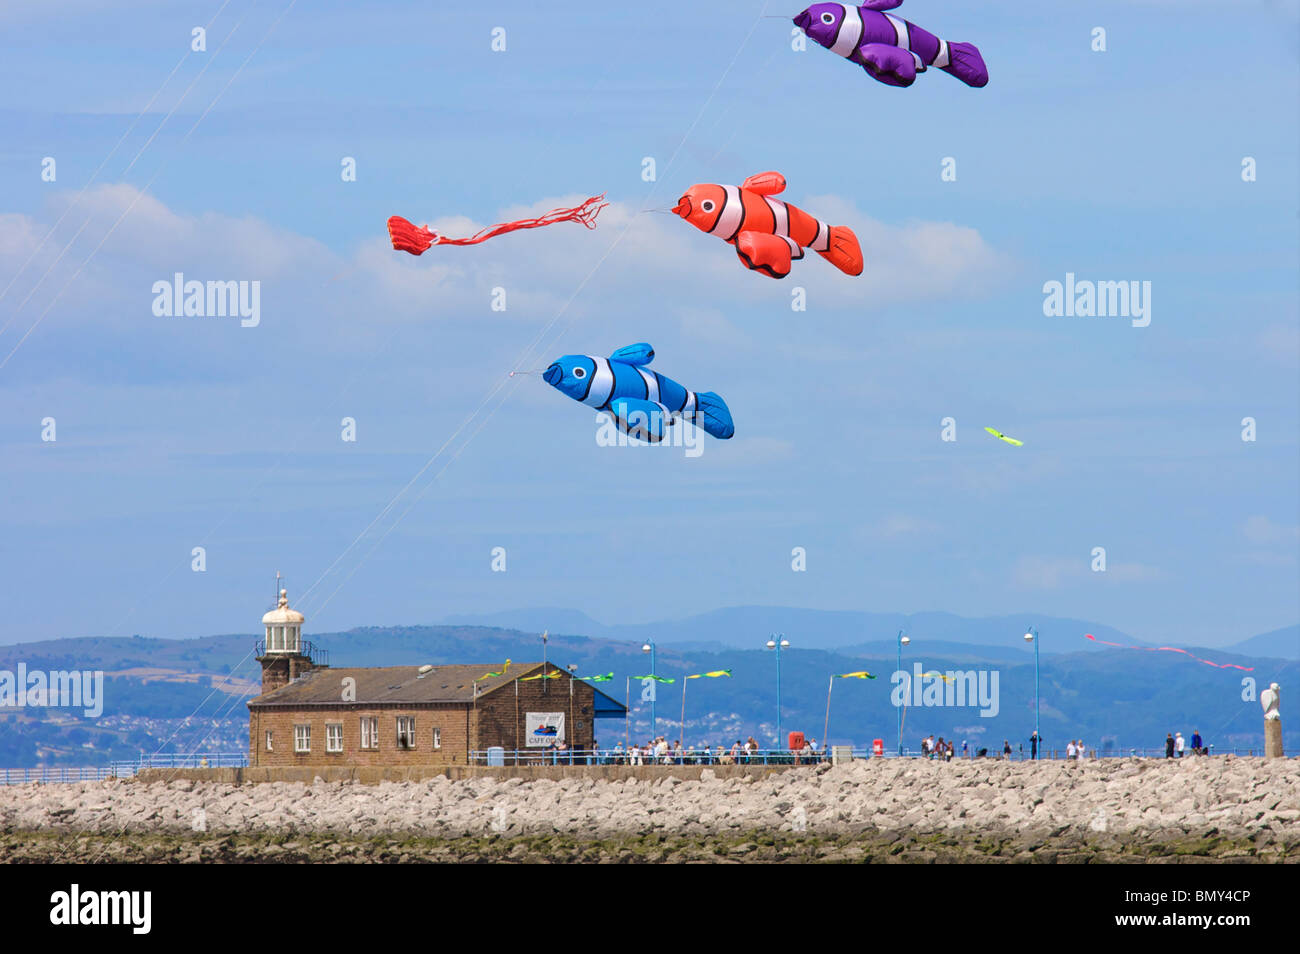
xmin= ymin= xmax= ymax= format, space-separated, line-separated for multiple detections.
xmin=542 ymin=343 xmax=734 ymax=443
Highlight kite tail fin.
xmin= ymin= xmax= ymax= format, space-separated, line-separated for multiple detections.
xmin=693 ymin=391 xmax=734 ymax=439
xmin=817 ymin=225 xmax=863 ymax=276
xmin=387 ymin=216 xmax=437 ymax=255
xmin=942 ymin=41 xmax=988 ymax=88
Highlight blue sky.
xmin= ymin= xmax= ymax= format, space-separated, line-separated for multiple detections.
xmin=0 ymin=0 xmax=1296 ymax=648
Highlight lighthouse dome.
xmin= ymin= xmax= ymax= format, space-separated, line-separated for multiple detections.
xmin=262 ymin=588 xmax=305 ymax=654
xmin=262 ymin=588 xmax=305 ymax=625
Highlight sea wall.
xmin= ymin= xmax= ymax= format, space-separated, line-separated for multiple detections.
xmin=129 ymin=763 xmax=800 ymax=785
xmin=1 ymin=756 xmax=1293 ymax=842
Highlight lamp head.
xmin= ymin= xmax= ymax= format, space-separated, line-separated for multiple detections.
xmin=900 ymin=635 xmax=910 ymax=645
xmin=765 ymin=639 xmax=776 ymax=649
xmin=641 ymin=643 xmax=652 ymax=653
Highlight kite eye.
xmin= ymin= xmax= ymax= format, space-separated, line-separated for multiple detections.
xmin=572 ymin=366 xmax=586 ymax=379
xmin=820 ymin=11 xmax=835 ymax=24
xmin=700 ymin=199 xmax=716 ymax=213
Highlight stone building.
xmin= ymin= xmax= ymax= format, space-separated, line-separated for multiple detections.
xmin=247 ymin=587 xmax=625 ymax=766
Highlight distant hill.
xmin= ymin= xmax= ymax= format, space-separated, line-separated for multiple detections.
xmin=1226 ymin=625 xmax=1299 ymax=660
xmin=0 ymin=620 xmax=1294 ymax=766
xmin=441 ymin=606 xmax=1149 ymax=655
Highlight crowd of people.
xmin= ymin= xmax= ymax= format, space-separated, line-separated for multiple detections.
xmin=528 ymin=737 xmax=828 ymax=764
xmin=1165 ymin=730 xmax=1207 ymax=756
xmin=534 ymin=728 xmax=1215 ymax=765
xmin=919 ymin=735 xmax=955 ymax=760
xmin=922 ymin=733 xmax=1093 ymax=760
xmin=598 ymin=735 xmax=824 ymax=765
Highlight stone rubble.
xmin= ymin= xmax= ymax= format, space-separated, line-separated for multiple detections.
xmin=1 ymin=757 xmax=1296 ymax=842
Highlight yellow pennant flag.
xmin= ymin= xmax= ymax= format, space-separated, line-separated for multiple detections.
xmin=478 ymin=658 xmax=511 ymax=680
xmin=686 ymin=669 xmax=732 ymax=679
xmin=835 ymin=671 xmax=876 ymax=679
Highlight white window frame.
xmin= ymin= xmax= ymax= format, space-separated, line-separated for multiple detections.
xmin=433 ymin=728 xmax=441 ymax=750
xmin=294 ymin=724 xmax=310 ymax=753
xmin=265 ymin=729 xmax=273 ymax=751
xmin=396 ymin=716 xmax=416 ymax=750
xmin=326 ymin=723 xmax=343 ymax=753
xmin=360 ymin=716 xmax=378 ymax=750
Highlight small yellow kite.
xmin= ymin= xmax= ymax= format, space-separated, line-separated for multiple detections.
xmin=984 ymin=426 xmax=1023 ymax=446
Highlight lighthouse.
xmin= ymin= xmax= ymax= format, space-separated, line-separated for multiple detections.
xmin=255 ymin=578 xmax=326 ymax=695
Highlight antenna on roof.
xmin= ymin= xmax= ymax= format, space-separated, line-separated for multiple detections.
xmin=541 ymin=629 xmax=549 ymax=695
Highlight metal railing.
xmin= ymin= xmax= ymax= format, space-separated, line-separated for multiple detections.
xmin=471 ymin=748 xmax=834 ymax=766
xmin=472 ymin=746 xmax=1272 ymax=766
xmin=1 ymin=746 xmax=1274 ymax=783
xmin=0 ymin=765 xmax=125 ymax=785
xmin=253 ymin=638 xmax=328 ymax=667
xmin=0 ymin=753 xmax=248 ymax=785
xmin=867 ymin=746 xmax=1261 ymax=760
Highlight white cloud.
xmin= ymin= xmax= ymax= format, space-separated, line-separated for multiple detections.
xmin=2 ymin=185 xmax=1009 ymax=331
xmin=876 ymin=514 xmax=941 ymax=539
xmin=0 ymin=184 xmax=1012 ymax=390
xmin=1242 ymin=515 xmax=1300 ymax=546
xmin=1011 ymin=554 xmax=1167 ymax=589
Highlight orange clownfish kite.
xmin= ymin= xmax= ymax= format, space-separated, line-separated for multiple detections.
xmin=673 ymin=172 xmax=862 ymax=280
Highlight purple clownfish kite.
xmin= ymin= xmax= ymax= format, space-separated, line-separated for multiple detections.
xmin=794 ymin=1 xmax=987 ymax=89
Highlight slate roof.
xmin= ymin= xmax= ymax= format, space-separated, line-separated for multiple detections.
xmin=248 ymin=662 xmax=545 ymax=707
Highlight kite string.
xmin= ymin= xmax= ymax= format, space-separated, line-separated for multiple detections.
xmin=0 ymin=0 xmax=236 ymax=315
xmin=0 ymin=0 xmax=299 ymax=372
xmin=0 ymin=0 xmax=251 ymax=346
xmin=297 ymin=3 xmax=771 ymax=619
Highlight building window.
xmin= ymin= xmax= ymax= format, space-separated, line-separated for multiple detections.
xmin=360 ymin=716 xmax=378 ymax=750
xmin=265 ymin=730 xmax=273 ymax=751
xmin=396 ymin=716 xmax=416 ymax=750
xmin=433 ymin=728 xmax=441 ymax=750
xmin=294 ymin=724 xmax=310 ymax=753
xmin=326 ymin=723 xmax=343 ymax=753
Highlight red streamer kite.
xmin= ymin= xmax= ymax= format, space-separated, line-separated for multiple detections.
xmin=1084 ymin=633 xmax=1253 ymax=671
xmin=387 ymin=195 xmax=608 ymax=255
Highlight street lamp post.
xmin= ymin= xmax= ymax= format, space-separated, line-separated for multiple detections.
xmin=896 ymin=630 xmax=910 ymax=756
xmin=1024 ymin=627 xmax=1039 ymax=759
xmin=641 ymin=641 xmax=656 ymax=737
xmin=765 ymin=634 xmax=790 ymax=747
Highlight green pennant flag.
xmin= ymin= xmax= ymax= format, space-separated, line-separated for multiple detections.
xmin=579 ymin=673 xmax=614 ymax=682
xmin=633 ymin=674 xmax=676 ymax=684
xmin=520 ymin=671 xmax=562 ymax=682
xmin=687 ymin=669 xmax=732 ymax=679
xmin=836 ymin=670 xmax=876 ymax=679
xmin=920 ymin=671 xmax=955 ymax=683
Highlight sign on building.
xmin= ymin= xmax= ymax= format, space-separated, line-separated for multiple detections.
xmin=525 ymin=712 xmax=565 ymax=747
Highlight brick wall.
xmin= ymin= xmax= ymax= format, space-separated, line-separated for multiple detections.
xmin=248 ymin=704 xmax=472 ymax=767
xmin=247 ymin=665 xmax=607 ymax=767
xmin=257 ymin=653 xmax=318 ymax=695
xmin=472 ymin=668 xmax=598 ymax=753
